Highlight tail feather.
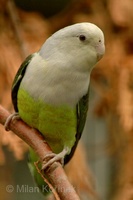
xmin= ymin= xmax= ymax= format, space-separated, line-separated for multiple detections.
xmin=28 ymin=142 xmax=98 ymax=199
xmin=28 ymin=148 xmax=51 ymax=196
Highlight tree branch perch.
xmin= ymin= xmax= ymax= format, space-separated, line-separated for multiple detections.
xmin=0 ymin=105 xmax=80 ymax=200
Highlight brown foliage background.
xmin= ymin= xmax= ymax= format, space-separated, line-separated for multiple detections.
xmin=1 ymin=0 xmax=133 ymax=199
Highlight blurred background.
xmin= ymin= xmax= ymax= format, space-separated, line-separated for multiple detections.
xmin=1 ymin=0 xmax=133 ymax=199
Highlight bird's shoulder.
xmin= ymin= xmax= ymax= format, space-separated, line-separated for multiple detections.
xmin=11 ymin=53 xmax=36 ymax=111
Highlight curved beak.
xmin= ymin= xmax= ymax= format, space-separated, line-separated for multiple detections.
xmin=96 ymin=43 xmax=105 ymax=61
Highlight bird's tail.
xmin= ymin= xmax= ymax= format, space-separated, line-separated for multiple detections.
xmin=28 ymin=148 xmax=51 ymax=196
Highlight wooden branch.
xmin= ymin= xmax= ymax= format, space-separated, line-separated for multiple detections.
xmin=0 ymin=105 xmax=80 ymax=200
xmin=7 ymin=0 xmax=29 ymax=59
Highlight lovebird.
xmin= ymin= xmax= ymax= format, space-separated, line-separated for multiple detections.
xmin=8 ymin=23 xmax=105 ymax=194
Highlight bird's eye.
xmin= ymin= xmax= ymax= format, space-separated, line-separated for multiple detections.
xmin=79 ymin=35 xmax=86 ymax=41
xmin=99 ymin=39 xmax=101 ymax=43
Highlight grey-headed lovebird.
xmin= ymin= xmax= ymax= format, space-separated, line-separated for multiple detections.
xmin=8 ymin=23 xmax=105 ymax=194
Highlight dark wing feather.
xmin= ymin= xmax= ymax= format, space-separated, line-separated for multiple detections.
xmin=12 ymin=54 xmax=34 ymax=112
xmin=64 ymin=86 xmax=90 ymax=165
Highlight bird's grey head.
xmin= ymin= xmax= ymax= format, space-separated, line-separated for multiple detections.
xmin=39 ymin=22 xmax=105 ymax=72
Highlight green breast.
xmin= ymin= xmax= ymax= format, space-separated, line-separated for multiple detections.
xmin=17 ymin=88 xmax=77 ymax=153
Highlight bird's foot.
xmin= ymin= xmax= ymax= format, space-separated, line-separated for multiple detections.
xmin=42 ymin=147 xmax=69 ymax=171
xmin=5 ymin=112 xmax=20 ymax=131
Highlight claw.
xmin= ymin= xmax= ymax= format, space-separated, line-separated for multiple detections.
xmin=5 ymin=112 xmax=20 ymax=131
xmin=42 ymin=147 xmax=69 ymax=171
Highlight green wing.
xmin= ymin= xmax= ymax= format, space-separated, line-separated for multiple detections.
xmin=11 ymin=54 xmax=35 ymax=112
xmin=64 ymin=86 xmax=90 ymax=165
